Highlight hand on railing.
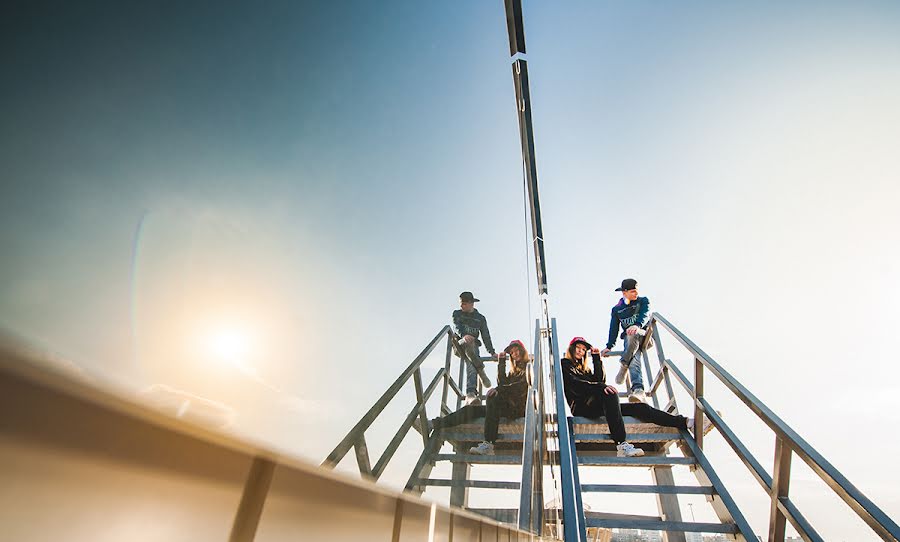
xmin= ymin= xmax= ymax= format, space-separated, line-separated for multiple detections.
xmin=625 ymin=325 xmax=647 ymax=337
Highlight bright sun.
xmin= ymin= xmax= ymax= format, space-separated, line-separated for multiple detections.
xmin=203 ymin=326 xmax=252 ymax=364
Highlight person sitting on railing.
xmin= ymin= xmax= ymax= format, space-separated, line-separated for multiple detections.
xmin=600 ymin=278 xmax=650 ymax=403
xmin=563 ymin=337 xmax=693 ymax=458
xmin=429 ymin=339 xmax=530 ymax=456
xmin=452 ymin=291 xmax=496 ymax=406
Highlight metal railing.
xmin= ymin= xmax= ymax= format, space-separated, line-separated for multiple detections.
xmin=643 ymin=312 xmax=900 ymax=542
xmin=548 ymin=318 xmax=588 ymax=542
xmin=0 ymin=332 xmax=536 ymax=542
xmin=321 ymin=325 xmax=460 ymax=478
xmin=518 ymin=320 xmax=547 ymax=533
xmin=322 ymin=322 xmax=558 ymax=537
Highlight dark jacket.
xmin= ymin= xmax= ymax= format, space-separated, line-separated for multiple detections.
xmin=605 ymin=296 xmax=650 ymax=349
xmin=494 ymin=356 xmax=529 ymax=415
xmin=452 ymin=308 xmax=496 ymax=355
xmin=561 ymin=353 xmax=606 ymax=412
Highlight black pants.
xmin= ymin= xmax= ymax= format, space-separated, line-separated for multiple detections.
xmin=435 ymin=395 xmax=519 ymax=443
xmin=572 ymin=392 xmax=687 ymax=444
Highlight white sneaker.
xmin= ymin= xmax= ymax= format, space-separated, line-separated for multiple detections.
xmin=464 ymin=392 xmax=481 ymax=406
xmin=616 ymin=441 xmax=645 ymax=457
xmin=469 ymin=441 xmax=495 ymax=455
xmin=686 ymin=414 xmax=717 ymax=436
xmin=628 ymin=390 xmax=646 ymax=403
xmin=615 ymin=363 xmax=629 ymax=385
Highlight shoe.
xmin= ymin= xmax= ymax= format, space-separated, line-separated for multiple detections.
xmin=414 ymin=417 xmax=436 ymax=436
xmin=465 ymin=392 xmax=481 ymax=406
xmin=686 ymin=413 xmax=717 ymax=436
xmin=469 ymin=441 xmax=495 ymax=455
xmin=616 ymin=441 xmax=645 ymax=457
xmin=628 ymin=389 xmax=646 ymax=403
xmin=476 ymin=367 xmax=492 ymax=388
xmin=615 ymin=363 xmax=628 ymax=385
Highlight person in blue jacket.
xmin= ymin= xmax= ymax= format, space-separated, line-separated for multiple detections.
xmin=600 ymin=278 xmax=650 ymax=403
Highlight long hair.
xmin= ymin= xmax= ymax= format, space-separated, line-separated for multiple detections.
xmin=566 ymin=343 xmax=592 ymax=374
xmin=506 ymin=344 xmax=529 ymax=376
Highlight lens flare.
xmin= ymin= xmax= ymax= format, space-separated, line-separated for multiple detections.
xmin=203 ymin=326 xmax=252 ymax=364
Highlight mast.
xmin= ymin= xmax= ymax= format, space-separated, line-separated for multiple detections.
xmin=504 ymin=0 xmax=548 ymax=301
xmin=502 ymin=2 xmax=587 ymax=540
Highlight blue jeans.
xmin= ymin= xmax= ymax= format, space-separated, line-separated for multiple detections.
xmin=621 ymin=334 xmax=644 ymax=392
xmin=461 ymin=341 xmax=484 ymax=395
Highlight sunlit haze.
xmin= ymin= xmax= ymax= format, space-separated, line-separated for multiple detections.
xmin=2 ymin=1 xmax=899 ymax=540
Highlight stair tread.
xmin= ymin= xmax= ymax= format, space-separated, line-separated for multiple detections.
xmin=432 ymin=452 xmax=694 ymax=466
xmin=580 ymin=484 xmax=714 ymax=495
xmin=578 ymin=455 xmax=695 ymax=466
xmin=584 ymin=518 xmax=738 ymax=534
xmin=434 ymin=453 xmax=523 ymax=464
xmin=417 ymin=478 xmax=520 ymax=489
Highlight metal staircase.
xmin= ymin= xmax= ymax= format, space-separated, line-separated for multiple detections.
xmin=321 ymin=2 xmax=899 ymax=540
xmin=323 ymin=313 xmax=900 ymax=541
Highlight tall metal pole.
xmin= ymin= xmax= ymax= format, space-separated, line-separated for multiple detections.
xmin=504 ymin=0 xmax=548 ymax=300
xmin=502 ymin=2 xmax=586 ymax=540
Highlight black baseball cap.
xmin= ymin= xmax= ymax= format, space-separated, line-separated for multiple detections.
xmin=615 ymin=278 xmax=638 ymax=292
xmin=459 ymin=291 xmax=480 ymax=303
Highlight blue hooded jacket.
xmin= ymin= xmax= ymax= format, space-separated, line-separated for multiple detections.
xmin=605 ymin=296 xmax=650 ymax=349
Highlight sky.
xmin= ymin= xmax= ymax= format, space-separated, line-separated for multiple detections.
xmin=2 ymin=1 xmax=900 ymax=540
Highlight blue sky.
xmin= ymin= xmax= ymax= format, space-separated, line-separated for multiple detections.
xmin=2 ymin=1 xmax=900 ymax=539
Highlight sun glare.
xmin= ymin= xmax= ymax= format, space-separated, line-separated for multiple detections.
xmin=203 ymin=326 xmax=252 ymax=364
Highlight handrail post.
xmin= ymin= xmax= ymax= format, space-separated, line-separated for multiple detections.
xmin=769 ymin=437 xmax=793 ymax=541
xmin=693 ymin=356 xmax=705 ymax=450
xmin=412 ymin=368 xmax=429 ymax=448
xmin=641 ymin=348 xmax=660 ymax=409
xmin=532 ymin=319 xmax=546 ymax=536
xmin=353 ymin=435 xmax=372 ymax=477
xmin=518 ymin=377 xmax=537 ymax=531
xmin=650 ymin=319 xmax=678 ymax=414
xmin=456 ymin=342 xmax=465 ymax=411
xmin=440 ymin=331 xmax=453 ymax=415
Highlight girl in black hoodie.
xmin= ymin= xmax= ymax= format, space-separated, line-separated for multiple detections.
xmin=430 ymin=339 xmax=531 ymax=456
xmin=562 ymin=336 xmax=691 ymax=457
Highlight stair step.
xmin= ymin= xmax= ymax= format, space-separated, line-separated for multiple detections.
xmin=439 ymin=416 xmax=681 ymax=443
xmin=580 ymin=484 xmax=714 ymax=495
xmin=433 ymin=452 xmax=694 ymax=466
xmin=417 ymin=478 xmax=519 ymax=489
xmin=434 ymin=453 xmax=523 ymax=465
xmin=573 ymin=416 xmax=684 ymax=435
xmin=577 ymin=456 xmax=695 ymax=467
xmin=584 ymin=518 xmax=738 ymax=534
xmin=575 ymin=432 xmax=681 ymax=442
xmin=440 ymin=432 xmax=527 ymax=442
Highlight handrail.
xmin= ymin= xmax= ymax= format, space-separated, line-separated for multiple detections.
xmin=0 ymin=332 xmax=542 ymax=542
xmin=648 ymin=312 xmax=900 ymax=541
xmin=518 ymin=319 xmax=547 ymax=534
xmin=322 ymin=325 xmax=453 ymax=471
xmin=518 ymin=360 xmax=538 ymax=530
xmin=323 ymin=322 xmax=549 ymax=537
xmin=549 ymin=318 xmax=588 ymax=541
